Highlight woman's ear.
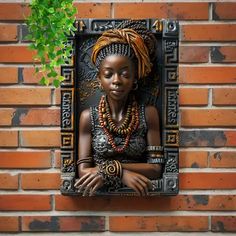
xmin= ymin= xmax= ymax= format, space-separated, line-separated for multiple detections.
xmin=97 ymin=74 xmax=103 ymax=91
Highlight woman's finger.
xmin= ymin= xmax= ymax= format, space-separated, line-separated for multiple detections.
xmin=78 ymin=174 xmax=96 ymax=192
xmin=82 ymin=175 xmax=101 ymax=196
xmin=136 ymin=178 xmax=149 ymax=196
xmin=74 ymin=172 xmax=91 ymax=187
xmin=89 ymin=181 xmax=103 ymax=196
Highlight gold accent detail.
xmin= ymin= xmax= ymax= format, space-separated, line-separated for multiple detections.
xmin=62 ymin=132 xmax=74 ymax=149
xmin=63 ymin=159 xmax=73 ymax=167
xmin=152 ymin=20 xmax=163 ymax=32
xmin=79 ymin=20 xmax=86 ymax=32
xmin=166 ymin=131 xmax=179 ymax=146
xmin=79 ymin=80 xmax=99 ymax=103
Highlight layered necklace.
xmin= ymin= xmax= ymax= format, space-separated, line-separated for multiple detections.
xmin=98 ymin=95 xmax=139 ymax=153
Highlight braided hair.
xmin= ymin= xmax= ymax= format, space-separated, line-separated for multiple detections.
xmin=91 ymin=20 xmax=157 ymax=79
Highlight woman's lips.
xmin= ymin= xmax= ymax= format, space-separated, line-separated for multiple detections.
xmin=111 ymin=90 xmax=124 ymax=95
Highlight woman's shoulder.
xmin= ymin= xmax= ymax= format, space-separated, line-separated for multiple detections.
xmin=80 ymin=108 xmax=90 ymax=121
xmin=79 ymin=108 xmax=92 ymax=132
xmin=145 ymin=105 xmax=159 ymax=114
xmin=144 ymin=105 xmax=159 ymax=126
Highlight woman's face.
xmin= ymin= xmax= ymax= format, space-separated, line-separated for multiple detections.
xmin=98 ymin=54 xmax=136 ymax=101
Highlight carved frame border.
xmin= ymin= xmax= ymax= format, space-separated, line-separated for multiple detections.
xmin=60 ymin=19 xmax=179 ymax=196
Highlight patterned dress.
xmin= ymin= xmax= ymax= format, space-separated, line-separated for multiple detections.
xmin=90 ymin=104 xmax=148 ymax=165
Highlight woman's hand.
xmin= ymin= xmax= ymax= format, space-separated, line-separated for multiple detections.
xmin=74 ymin=168 xmax=104 ymax=196
xmin=121 ymin=169 xmax=152 ymax=196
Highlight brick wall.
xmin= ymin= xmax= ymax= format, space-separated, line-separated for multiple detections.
xmin=0 ymin=0 xmax=236 ymax=234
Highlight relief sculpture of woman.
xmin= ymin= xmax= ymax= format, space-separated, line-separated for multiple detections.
xmin=74 ymin=20 xmax=164 ymax=196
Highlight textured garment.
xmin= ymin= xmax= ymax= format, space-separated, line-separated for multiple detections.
xmin=90 ymin=104 xmax=147 ymax=165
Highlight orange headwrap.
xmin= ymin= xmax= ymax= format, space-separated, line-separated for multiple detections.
xmin=91 ymin=28 xmax=152 ymax=79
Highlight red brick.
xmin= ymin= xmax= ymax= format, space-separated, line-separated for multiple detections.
xmin=110 ymin=216 xmax=208 ymax=232
xmin=55 ymin=194 xmax=236 ymax=211
xmin=0 ymin=46 xmax=36 ymax=63
xmin=180 ymin=173 xmax=236 ymax=190
xmin=0 ymin=67 xmax=18 ymax=84
xmin=54 ymin=151 xmax=61 ymax=168
xmin=22 ymin=216 xmax=105 ymax=232
xmin=114 ymin=3 xmax=208 ymax=20
xmin=0 ymin=195 xmax=51 ymax=211
xmin=0 ymin=131 xmax=18 ymax=147
xmin=54 ymin=88 xmax=61 ymax=105
xmin=0 ymin=3 xmax=30 ymax=20
xmin=0 ymin=151 xmax=51 ymax=169
xmin=179 ymin=88 xmax=208 ymax=106
xmin=212 ymin=216 xmax=236 ymax=232
xmin=22 ymin=67 xmax=42 ymax=84
xmin=181 ymin=109 xmax=236 ymax=127
xmin=0 ymin=217 xmax=19 ymax=232
xmin=180 ymin=46 xmax=209 ymax=63
xmin=180 ymin=151 xmax=208 ymax=168
xmin=75 ymin=3 xmax=111 ymax=18
xmin=209 ymin=195 xmax=236 ymax=211
xmin=225 ymin=131 xmax=236 ymax=147
xmin=182 ymin=24 xmax=236 ymax=42
xmin=213 ymin=88 xmax=236 ymax=106
xmin=209 ymin=151 xmax=236 ymax=168
xmin=21 ymin=67 xmax=60 ymax=84
xmin=20 ymin=130 xmax=60 ymax=147
xmin=0 ymin=24 xmax=18 ymax=42
xmin=0 ymin=108 xmax=15 ymax=126
xmin=0 ymin=88 xmax=51 ymax=105
xmin=0 ymin=173 xmax=18 ymax=190
xmin=14 ymin=108 xmax=60 ymax=126
xmin=213 ymin=3 xmax=236 ymax=20
xmin=211 ymin=46 xmax=236 ymax=63
xmin=180 ymin=130 xmax=236 ymax=147
xmin=179 ymin=66 xmax=236 ymax=84
xmin=21 ymin=173 xmax=60 ymax=190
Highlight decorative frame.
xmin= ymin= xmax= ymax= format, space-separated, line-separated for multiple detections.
xmin=60 ymin=19 xmax=179 ymax=196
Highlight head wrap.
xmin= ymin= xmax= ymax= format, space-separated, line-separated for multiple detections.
xmin=91 ymin=28 xmax=152 ymax=79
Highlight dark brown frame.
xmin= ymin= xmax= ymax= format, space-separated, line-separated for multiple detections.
xmin=60 ymin=19 xmax=179 ymax=196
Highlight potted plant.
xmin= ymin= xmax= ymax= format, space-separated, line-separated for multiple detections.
xmin=26 ymin=0 xmax=77 ymax=87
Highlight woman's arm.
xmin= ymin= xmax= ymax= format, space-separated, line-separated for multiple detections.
xmin=121 ymin=105 xmax=162 ymax=179
xmin=74 ymin=109 xmax=103 ymax=196
xmin=77 ymin=108 xmax=95 ymax=176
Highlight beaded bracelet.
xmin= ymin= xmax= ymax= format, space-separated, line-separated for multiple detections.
xmin=147 ymin=153 xmax=164 ymax=158
xmin=146 ymin=145 xmax=163 ymax=152
xmin=146 ymin=145 xmax=164 ymax=164
xmin=147 ymin=157 xmax=165 ymax=164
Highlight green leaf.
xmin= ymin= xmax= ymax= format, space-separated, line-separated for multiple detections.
xmin=47 ymin=70 xmax=58 ymax=78
xmin=53 ymin=79 xmax=60 ymax=88
xmin=58 ymin=75 xmax=65 ymax=82
xmin=48 ymin=8 xmax=54 ymax=13
xmin=39 ymin=76 xmax=49 ymax=86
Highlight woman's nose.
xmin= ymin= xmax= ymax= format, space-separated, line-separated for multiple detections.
xmin=112 ymin=73 xmax=121 ymax=84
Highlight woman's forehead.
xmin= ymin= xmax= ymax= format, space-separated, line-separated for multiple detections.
xmin=100 ymin=55 xmax=133 ymax=69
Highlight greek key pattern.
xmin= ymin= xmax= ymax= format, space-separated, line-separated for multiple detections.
xmin=61 ymin=66 xmax=74 ymax=86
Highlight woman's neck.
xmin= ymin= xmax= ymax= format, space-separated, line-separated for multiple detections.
xmin=106 ymin=96 xmax=129 ymax=123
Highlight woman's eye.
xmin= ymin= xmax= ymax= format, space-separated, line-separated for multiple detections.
xmin=121 ymin=71 xmax=130 ymax=78
xmin=103 ymin=71 xmax=112 ymax=78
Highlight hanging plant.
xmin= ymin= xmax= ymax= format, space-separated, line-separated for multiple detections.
xmin=26 ymin=0 xmax=77 ymax=87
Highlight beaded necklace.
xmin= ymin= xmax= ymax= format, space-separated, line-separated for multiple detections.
xmin=98 ymin=95 xmax=139 ymax=153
